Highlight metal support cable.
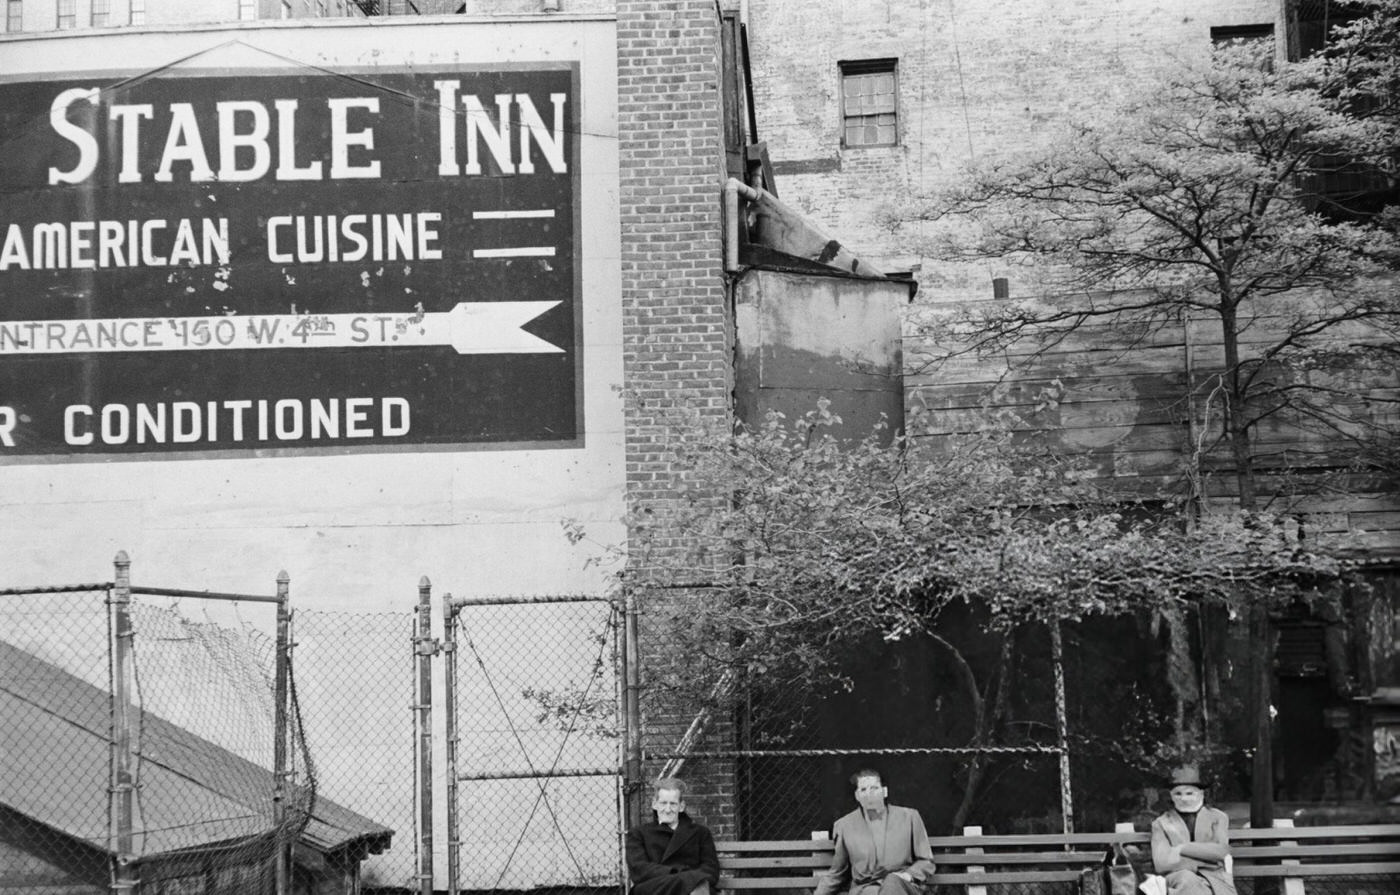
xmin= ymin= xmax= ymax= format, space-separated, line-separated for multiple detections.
xmin=645 ymin=745 xmax=1063 ymax=759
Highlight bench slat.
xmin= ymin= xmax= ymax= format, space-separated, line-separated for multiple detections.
xmin=1232 ymin=843 xmax=1400 ymax=859
xmin=935 ymin=851 xmax=1111 ymax=865
xmin=716 ymin=841 xmax=834 ymax=853
xmin=1236 ymin=861 xmax=1400 ymax=878
xmin=927 ymin=832 xmax=1145 ymax=848
xmin=1229 ymin=824 xmax=1400 ymax=842
xmin=718 ymin=876 xmax=822 ymax=889
xmin=929 ymin=870 xmax=1087 ymax=884
xmin=716 ymin=825 xmax=1400 ymax=892
xmin=720 ymin=856 xmax=831 ymax=870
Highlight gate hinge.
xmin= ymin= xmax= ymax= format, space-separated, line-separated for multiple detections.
xmin=414 ymin=637 xmax=442 ymax=657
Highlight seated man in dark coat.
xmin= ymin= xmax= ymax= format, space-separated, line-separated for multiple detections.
xmin=625 ymin=777 xmax=720 ymax=895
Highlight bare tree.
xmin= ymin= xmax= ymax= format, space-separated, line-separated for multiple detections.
xmin=895 ymin=21 xmax=1400 ymax=823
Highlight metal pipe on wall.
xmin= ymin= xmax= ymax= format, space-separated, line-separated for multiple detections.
xmin=724 ymin=177 xmax=761 ymax=273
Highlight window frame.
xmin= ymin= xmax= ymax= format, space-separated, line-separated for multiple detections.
xmin=838 ymin=58 xmax=900 ymax=149
xmin=91 ymin=0 xmax=109 ymax=26
xmin=1210 ymin=23 xmax=1277 ymax=71
xmin=5 ymin=0 xmax=21 ymax=32
xmin=56 ymin=0 xmax=75 ymax=29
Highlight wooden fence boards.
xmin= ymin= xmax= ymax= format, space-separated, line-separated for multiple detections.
xmin=903 ymin=283 xmax=1400 ymax=558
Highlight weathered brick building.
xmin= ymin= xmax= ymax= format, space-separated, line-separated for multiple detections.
xmin=743 ymin=0 xmax=1400 ymax=815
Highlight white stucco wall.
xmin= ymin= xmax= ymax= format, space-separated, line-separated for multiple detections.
xmin=0 ymin=16 xmax=624 ymax=887
xmin=0 ymin=16 xmax=623 ymax=615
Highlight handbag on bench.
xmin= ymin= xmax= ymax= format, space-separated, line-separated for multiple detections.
xmin=1078 ymin=842 xmax=1142 ymax=895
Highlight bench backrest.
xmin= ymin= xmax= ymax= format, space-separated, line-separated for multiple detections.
xmin=715 ymin=823 xmax=1400 ymax=891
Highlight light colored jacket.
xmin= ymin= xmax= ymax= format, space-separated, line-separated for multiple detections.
xmin=1150 ymin=806 xmax=1237 ymax=895
xmin=813 ymin=805 xmax=936 ymax=895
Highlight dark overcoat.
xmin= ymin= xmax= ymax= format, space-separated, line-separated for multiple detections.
xmin=625 ymin=812 xmax=720 ymax=895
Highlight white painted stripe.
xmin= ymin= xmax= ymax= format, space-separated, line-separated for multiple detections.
xmin=473 ymin=247 xmax=557 ymax=258
xmin=0 ymin=302 xmax=564 ymax=356
xmin=472 ymin=209 xmax=557 ymax=219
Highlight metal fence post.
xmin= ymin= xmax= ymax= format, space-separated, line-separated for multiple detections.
xmin=613 ymin=596 xmax=628 ymax=890
xmin=1050 ymin=621 xmax=1074 ymax=834
xmin=273 ymin=571 xmax=291 ymax=895
xmin=110 ymin=551 xmax=136 ymax=895
xmin=442 ymin=594 xmax=460 ymax=895
xmin=415 ymin=577 xmax=435 ymax=895
xmin=623 ymin=587 xmax=643 ymax=829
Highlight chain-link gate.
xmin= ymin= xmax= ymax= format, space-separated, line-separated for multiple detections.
xmin=0 ymin=552 xmax=321 ymax=895
xmin=442 ymin=594 xmax=624 ymax=894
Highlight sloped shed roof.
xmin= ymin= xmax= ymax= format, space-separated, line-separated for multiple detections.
xmin=0 ymin=639 xmax=392 ymax=861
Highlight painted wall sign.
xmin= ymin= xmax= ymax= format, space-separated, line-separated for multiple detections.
xmin=0 ymin=64 xmax=580 ymax=458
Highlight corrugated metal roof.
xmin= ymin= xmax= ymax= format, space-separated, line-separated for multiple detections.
xmin=0 ymin=639 xmax=392 ymax=859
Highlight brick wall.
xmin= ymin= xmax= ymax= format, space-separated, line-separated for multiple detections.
xmin=744 ymin=0 xmax=1281 ymax=292
xmin=617 ymin=0 xmax=737 ymax=834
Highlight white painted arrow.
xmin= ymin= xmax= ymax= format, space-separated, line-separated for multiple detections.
xmin=0 ymin=301 xmax=564 ymax=356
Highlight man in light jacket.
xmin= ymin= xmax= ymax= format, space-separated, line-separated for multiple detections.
xmin=814 ymin=768 xmax=936 ymax=895
xmin=1150 ymin=765 xmax=1237 ymax=895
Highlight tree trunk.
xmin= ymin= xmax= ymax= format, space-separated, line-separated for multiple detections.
xmin=933 ymin=631 xmax=1013 ymax=830
xmin=1163 ymin=606 xmax=1202 ymax=752
xmin=1217 ymin=300 xmax=1257 ymax=513
xmin=1216 ymin=297 xmax=1273 ymax=828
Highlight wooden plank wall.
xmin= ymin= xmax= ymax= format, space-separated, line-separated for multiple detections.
xmin=905 ymin=285 xmax=1400 ymax=561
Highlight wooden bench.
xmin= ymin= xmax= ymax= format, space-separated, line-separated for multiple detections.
xmin=716 ymin=821 xmax=1400 ymax=893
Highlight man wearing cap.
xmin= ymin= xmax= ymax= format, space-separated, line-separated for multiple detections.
xmin=814 ymin=768 xmax=936 ymax=895
xmin=1150 ymin=765 xmax=1237 ymax=895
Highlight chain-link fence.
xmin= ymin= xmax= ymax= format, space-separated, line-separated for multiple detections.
xmin=293 ymin=606 xmax=417 ymax=890
xmin=0 ymin=556 xmax=322 ymax=895
xmin=444 ymin=595 xmax=623 ymax=894
xmin=8 ymin=566 xmax=1394 ymax=895
xmin=2 ymin=564 xmax=619 ymax=895
xmin=1 ymin=585 xmax=113 ymax=893
xmin=670 ymin=745 xmax=1066 ymax=842
xmin=654 ymin=628 xmax=1074 ymax=842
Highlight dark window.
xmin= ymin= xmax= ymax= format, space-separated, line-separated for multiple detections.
xmin=1289 ymin=0 xmax=1366 ymax=60
xmin=1285 ymin=3 xmax=1397 ymax=223
xmin=1210 ymin=23 xmax=1275 ymax=46
xmin=840 ymin=59 xmax=898 ymax=148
